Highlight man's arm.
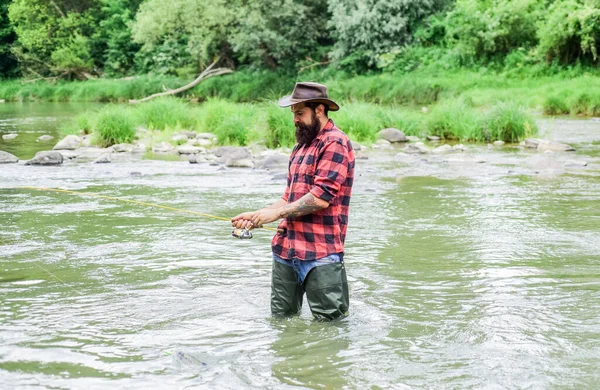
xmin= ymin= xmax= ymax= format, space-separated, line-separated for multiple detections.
xmin=248 ymin=192 xmax=328 ymax=228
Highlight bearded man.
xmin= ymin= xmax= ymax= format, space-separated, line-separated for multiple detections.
xmin=232 ymin=82 xmax=355 ymax=321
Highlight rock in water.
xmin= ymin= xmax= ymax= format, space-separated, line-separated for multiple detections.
xmin=0 ymin=151 xmax=19 ymax=163
xmin=378 ymin=128 xmax=407 ymax=143
xmin=53 ymin=135 xmax=81 ymax=150
xmin=171 ymin=351 xmax=208 ymax=370
xmin=25 ymin=151 xmax=64 ymax=166
xmin=93 ymin=153 xmax=112 ymax=164
xmin=2 ymin=134 xmax=18 ymax=140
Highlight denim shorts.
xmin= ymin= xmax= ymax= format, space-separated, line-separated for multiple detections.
xmin=272 ymin=252 xmax=341 ymax=284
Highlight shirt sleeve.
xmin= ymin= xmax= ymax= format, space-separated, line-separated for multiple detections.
xmin=309 ymin=139 xmax=349 ymax=203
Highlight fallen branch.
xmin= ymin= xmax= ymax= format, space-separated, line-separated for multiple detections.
xmin=129 ymin=59 xmax=233 ymax=104
xmin=298 ymin=57 xmax=329 ymax=73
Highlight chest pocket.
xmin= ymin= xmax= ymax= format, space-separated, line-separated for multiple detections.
xmin=293 ymin=154 xmax=315 ymax=186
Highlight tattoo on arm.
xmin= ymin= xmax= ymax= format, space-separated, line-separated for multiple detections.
xmin=279 ymin=193 xmax=325 ymax=218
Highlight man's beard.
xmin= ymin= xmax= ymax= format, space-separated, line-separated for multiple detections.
xmin=295 ymin=111 xmax=321 ymax=145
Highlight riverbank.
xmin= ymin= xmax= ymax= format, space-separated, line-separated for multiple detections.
xmin=2 ymin=69 xmax=600 ymax=115
xmin=55 ymin=97 xmax=537 ymax=150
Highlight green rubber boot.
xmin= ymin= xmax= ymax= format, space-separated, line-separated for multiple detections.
xmin=304 ymin=262 xmax=349 ymax=321
xmin=271 ymin=260 xmax=304 ymax=316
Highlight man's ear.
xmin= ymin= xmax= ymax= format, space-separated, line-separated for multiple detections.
xmin=316 ymin=104 xmax=325 ymax=118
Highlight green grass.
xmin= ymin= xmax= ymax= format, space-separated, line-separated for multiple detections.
xmin=60 ymin=97 xmax=538 ymax=149
xmin=134 ymin=97 xmax=197 ymax=130
xmin=543 ymin=95 xmax=570 ymax=115
xmin=485 ymin=102 xmax=538 ymax=142
xmin=4 ymin=69 xmax=600 ymax=119
xmin=425 ymin=101 xmax=482 ymax=140
xmin=95 ymin=106 xmax=136 ymax=147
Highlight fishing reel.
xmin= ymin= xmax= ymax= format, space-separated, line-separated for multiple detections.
xmin=232 ymin=227 xmax=253 ymax=239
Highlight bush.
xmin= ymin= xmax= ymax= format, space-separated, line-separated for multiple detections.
xmin=538 ymin=1 xmax=600 ymax=65
xmin=485 ymin=101 xmax=537 ymax=142
xmin=424 ymin=101 xmax=482 ymax=140
xmin=95 ymin=106 xmax=136 ymax=147
xmin=265 ymin=103 xmax=295 ymax=148
xmin=134 ymin=97 xmax=196 ymax=130
xmin=543 ymin=95 xmax=570 ymax=115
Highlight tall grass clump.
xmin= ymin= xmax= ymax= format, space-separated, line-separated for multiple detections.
xmin=265 ymin=103 xmax=295 ymax=148
xmin=95 ymin=106 xmax=136 ymax=147
xmin=196 ymin=99 xmax=261 ymax=145
xmin=543 ymin=95 xmax=569 ymax=115
xmin=425 ymin=101 xmax=482 ymax=140
xmin=134 ymin=97 xmax=197 ymax=130
xmin=485 ymin=102 xmax=537 ymax=142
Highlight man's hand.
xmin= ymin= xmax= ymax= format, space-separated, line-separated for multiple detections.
xmin=231 ymin=211 xmax=256 ymax=230
xmin=250 ymin=208 xmax=281 ymax=228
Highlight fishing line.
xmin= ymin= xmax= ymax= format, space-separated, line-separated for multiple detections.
xmin=12 ymin=185 xmax=276 ymax=290
xmin=17 ymin=186 xmax=278 ymax=232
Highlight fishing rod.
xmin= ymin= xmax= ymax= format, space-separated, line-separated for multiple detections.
xmin=17 ymin=186 xmax=276 ymax=239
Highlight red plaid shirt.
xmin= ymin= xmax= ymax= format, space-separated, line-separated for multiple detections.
xmin=272 ymin=120 xmax=355 ymax=261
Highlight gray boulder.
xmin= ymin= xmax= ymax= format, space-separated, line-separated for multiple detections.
xmin=0 ymin=151 xmax=19 ymax=163
xmin=37 ymin=135 xmax=54 ymax=142
xmin=152 ymin=142 xmax=175 ymax=153
xmin=179 ymin=130 xmax=197 ymax=139
xmin=213 ymin=146 xmax=238 ymax=158
xmin=25 ymin=151 xmax=64 ymax=165
xmin=2 ymin=133 xmax=18 ymax=140
xmin=378 ymin=128 xmax=407 ymax=143
xmin=93 ymin=153 xmax=112 ymax=164
xmin=220 ymin=147 xmax=254 ymax=167
xmin=406 ymin=136 xmax=420 ymax=142
xmin=258 ymin=153 xmax=289 ymax=170
xmin=171 ymin=134 xmax=188 ymax=143
xmin=537 ymin=141 xmax=575 ymax=152
xmin=226 ymin=158 xmax=254 ymax=168
xmin=197 ymin=132 xmax=217 ymax=140
xmin=112 ymin=143 xmax=133 ymax=153
xmin=524 ymin=138 xmax=542 ymax=149
xmin=53 ymin=135 xmax=81 ymax=150
xmin=403 ymin=142 xmax=429 ymax=154
xmin=426 ymin=135 xmax=441 ymax=141
xmin=177 ymin=145 xmax=202 ymax=155
xmin=432 ymin=144 xmax=453 ymax=154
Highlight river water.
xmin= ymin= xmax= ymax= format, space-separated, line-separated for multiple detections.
xmin=1 ymin=103 xmax=599 ymax=389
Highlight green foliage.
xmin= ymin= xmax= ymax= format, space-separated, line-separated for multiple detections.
xmin=328 ymin=0 xmax=448 ymax=72
xmin=543 ymin=95 xmax=570 ymax=115
xmin=265 ymin=104 xmax=295 ymax=148
xmin=537 ymin=0 xmax=600 ymax=65
xmin=95 ymin=0 xmax=140 ymax=76
xmin=229 ymin=0 xmax=330 ymax=69
xmin=443 ymin=0 xmax=542 ymax=65
xmin=96 ymin=106 xmax=136 ymax=146
xmin=485 ymin=101 xmax=537 ymax=142
xmin=134 ymin=97 xmax=196 ymax=130
xmin=0 ymin=0 xmax=19 ymax=77
xmin=425 ymin=101 xmax=482 ymax=140
xmin=132 ymin=0 xmax=231 ymax=74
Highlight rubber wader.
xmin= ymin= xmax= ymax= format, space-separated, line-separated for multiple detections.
xmin=271 ymin=259 xmax=304 ymax=315
xmin=271 ymin=259 xmax=349 ymax=321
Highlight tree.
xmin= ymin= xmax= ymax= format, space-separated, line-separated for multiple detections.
xmin=0 ymin=0 xmax=19 ymax=77
xmin=328 ymin=0 xmax=447 ymax=71
xmin=8 ymin=0 xmax=97 ymax=78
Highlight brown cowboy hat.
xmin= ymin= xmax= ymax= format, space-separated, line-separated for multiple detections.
xmin=278 ymin=82 xmax=340 ymax=111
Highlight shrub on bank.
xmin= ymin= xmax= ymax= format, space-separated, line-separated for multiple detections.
xmin=95 ymin=106 xmax=136 ymax=147
xmin=485 ymin=102 xmax=537 ymax=142
xmin=425 ymin=101 xmax=482 ymax=140
xmin=543 ymin=95 xmax=570 ymax=115
xmin=134 ymin=97 xmax=197 ymax=130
